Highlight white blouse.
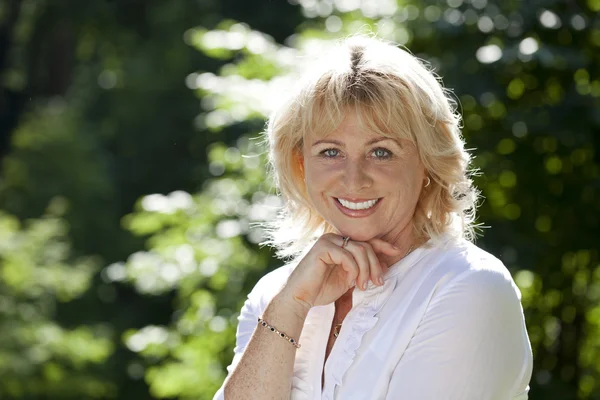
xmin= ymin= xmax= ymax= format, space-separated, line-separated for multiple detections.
xmin=213 ymin=236 xmax=533 ymax=399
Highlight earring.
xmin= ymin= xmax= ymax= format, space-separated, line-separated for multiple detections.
xmin=424 ymin=177 xmax=431 ymax=187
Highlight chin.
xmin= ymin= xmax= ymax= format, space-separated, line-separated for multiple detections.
xmin=334 ymin=225 xmax=381 ymax=242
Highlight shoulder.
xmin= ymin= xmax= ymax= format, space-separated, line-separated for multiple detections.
xmin=420 ymin=237 xmax=522 ymax=304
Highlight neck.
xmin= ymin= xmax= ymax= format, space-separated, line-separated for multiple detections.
xmin=378 ymin=225 xmax=423 ymax=269
xmin=335 ymin=288 xmax=354 ymax=313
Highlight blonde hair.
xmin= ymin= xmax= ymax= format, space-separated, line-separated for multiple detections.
xmin=262 ymin=35 xmax=479 ymax=260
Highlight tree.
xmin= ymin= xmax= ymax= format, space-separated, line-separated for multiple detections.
xmin=0 ymin=0 xmax=597 ymax=398
xmin=0 ymin=0 xmax=302 ymax=397
xmin=0 ymin=201 xmax=112 ymax=398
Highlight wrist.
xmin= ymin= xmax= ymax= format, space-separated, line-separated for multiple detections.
xmin=274 ymin=290 xmax=312 ymax=320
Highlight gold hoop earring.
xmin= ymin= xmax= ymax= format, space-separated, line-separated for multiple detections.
xmin=424 ymin=177 xmax=431 ymax=188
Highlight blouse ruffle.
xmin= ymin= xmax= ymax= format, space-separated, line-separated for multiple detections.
xmin=323 ymin=278 xmax=396 ymax=399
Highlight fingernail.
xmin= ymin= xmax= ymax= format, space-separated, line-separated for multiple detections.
xmin=362 ymin=282 xmax=368 ymax=290
xmin=378 ymin=277 xmax=385 ymax=285
xmin=351 ymin=280 xmax=356 ymax=287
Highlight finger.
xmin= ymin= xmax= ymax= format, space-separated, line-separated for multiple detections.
xmin=343 ymin=241 xmax=372 ymax=291
xmin=337 ymin=249 xmax=361 ymax=288
xmin=319 ymin=244 xmax=360 ymax=287
xmin=321 ymin=233 xmax=346 ymax=246
xmin=368 ymin=238 xmax=405 ymax=256
xmin=362 ymin=242 xmax=385 ymax=286
xmin=352 ymin=241 xmax=385 ymax=287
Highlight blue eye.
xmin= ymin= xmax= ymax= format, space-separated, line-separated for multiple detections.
xmin=321 ymin=148 xmax=339 ymax=158
xmin=372 ymin=148 xmax=392 ymax=159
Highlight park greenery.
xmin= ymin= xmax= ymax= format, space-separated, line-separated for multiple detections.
xmin=0 ymin=0 xmax=598 ymax=399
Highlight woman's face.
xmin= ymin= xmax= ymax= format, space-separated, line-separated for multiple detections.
xmin=301 ymin=113 xmax=426 ymax=244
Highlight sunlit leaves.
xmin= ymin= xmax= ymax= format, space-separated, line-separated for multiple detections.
xmin=498 ymin=170 xmax=517 ymax=187
xmin=507 ymin=78 xmax=525 ymax=99
xmin=476 ymin=44 xmax=502 ymax=63
xmin=496 ymin=138 xmax=515 ymax=155
xmin=588 ymin=0 xmax=600 ymax=12
xmin=110 ymin=0 xmax=600 ymax=398
xmin=186 ymin=21 xmax=279 ymax=59
xmin=545 ymin=156 xmax=563 ymax=175
xmin=116 ymin=129 xmax=279 ymax=395
xmin=0 ymin=209 xmax=113 ymax=397
xmin=0 ymin=213 xmax=97 ymax=301
xmin=295 ymin=0 xmax=398 ymax=19
xmin=519 ymin=37 xmax=539 ymax=55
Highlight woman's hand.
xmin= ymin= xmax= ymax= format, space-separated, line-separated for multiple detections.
xmin=279 ymin=233 xmax=406 ymax=314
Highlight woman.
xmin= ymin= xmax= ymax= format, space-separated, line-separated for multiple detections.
xmin=213 ymin=35 xmax=533 ymax=399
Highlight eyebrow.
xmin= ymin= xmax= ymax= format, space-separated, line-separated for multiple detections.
xmin=312 ymin=137 xmax=399 ymax=147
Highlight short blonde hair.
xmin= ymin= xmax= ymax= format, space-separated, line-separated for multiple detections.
xmin=262 ymin=35 xmax=479 ymax=259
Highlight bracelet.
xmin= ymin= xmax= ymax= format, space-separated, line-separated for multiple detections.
xmin=257 ymin=317 xmax=301 ymax=348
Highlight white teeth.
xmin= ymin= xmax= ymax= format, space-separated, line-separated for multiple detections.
xmin=338 ymin=198 xmax=379 ymax=210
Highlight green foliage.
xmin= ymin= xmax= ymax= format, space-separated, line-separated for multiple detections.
xmin=0 ymin=204 xmax=114 ymax=398
xmin=0 ymin=0 xmax=597 ymax=399
xmin=0 ymin=101 xmax=114 ymax=224
xmin=120 ymin=1 xmax=600 ymax=399
xmin=116 ymin=135 xmax=276 ymax=397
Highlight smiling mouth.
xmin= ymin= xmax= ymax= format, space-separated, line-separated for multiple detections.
xmin=335 ymin=198 xmax=381 ymax=210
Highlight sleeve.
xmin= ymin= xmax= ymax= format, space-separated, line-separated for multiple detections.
xmin=386 ymin=267 xmax=533 ymax=400
xmin=212 ymin=266 xmax=290 ymax=400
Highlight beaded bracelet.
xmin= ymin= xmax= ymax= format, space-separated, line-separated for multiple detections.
xmin=257 ymin=317 xmax=301 ymax=348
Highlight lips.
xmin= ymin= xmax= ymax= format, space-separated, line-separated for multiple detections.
xmin=333 ymin=197 xmax=382 ymax=218
xmin=337 ymin=198 xmax=379 ymax=210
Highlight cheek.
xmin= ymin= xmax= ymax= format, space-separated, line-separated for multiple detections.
xmin=303 ymin=167 xmax=324 ymax=198
xmin=378 ymin=166 xmax=422 ymax=199
xmin=374 ymin=166 xmax=406 ymax=185
xmin=305 ymin=162 xmax=335 ymax=185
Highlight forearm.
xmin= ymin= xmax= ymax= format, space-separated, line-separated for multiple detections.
xmin=223 ymin=292 xmax=308 ymax=400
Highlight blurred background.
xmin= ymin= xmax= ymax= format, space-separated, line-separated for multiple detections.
xmin=0 ymin=0 xmax=598 ymax=398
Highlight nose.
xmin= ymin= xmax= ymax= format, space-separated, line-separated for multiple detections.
xmin=341 ymin=159 xmax=373 ymax=191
